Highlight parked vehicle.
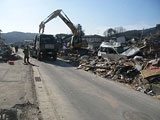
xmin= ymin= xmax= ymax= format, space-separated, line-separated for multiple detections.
xmin=98 ymin=42 xmax=140 ymax=60
xmin=30 ymin=34 xmax=58 ymax=60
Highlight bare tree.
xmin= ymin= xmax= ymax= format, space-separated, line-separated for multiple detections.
xmin=114 ymin=26 xmax=126 ymax=33
xmin=103 ymin=28 xmax=116 ymax=37
xmin=103 ymin=30 xmax=108 ymax=37
xmin=107 ymin=28 xmax=116 ymax=36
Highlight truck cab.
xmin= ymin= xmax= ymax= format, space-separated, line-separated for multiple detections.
xmin=31 ymin=34 xmax=58 ymax=60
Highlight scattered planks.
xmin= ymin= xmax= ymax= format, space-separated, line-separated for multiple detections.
xmin=140 ymin=69 xmax=160 ymax=78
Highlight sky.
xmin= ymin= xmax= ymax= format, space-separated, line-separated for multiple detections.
xmin=0 ymin=0 xmax=160 ymax=35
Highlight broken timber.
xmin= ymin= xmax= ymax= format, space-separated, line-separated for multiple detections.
xmin=140 ymin=69 xmax=160 ymax=79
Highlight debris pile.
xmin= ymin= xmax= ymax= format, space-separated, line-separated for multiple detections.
xmin=63 ymin=30 xmax=160 ymax=99
xmin=0 ymin=102 xmax=42 ymax=120
xmin=0 ymin=44 xmax=21 ymax=62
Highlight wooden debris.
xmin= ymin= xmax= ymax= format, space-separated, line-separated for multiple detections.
xmin=96 ymin=69 xmax=106 ymax=72
xmin=140 ymin=69 xmax=160 ymax=78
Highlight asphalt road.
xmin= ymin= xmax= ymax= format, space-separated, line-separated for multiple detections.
xmin=30 ymin=58 xmax=160 ymax=120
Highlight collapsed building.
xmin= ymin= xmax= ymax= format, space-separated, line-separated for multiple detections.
xmin=60 ymin=28 xmax=160 ymax=99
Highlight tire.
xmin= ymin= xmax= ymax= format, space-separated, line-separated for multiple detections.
xmin=98 ymin=56 xmax=101 ymax=59
xmin=53 ymin=53 xmax=57 ymax=61
xmin=53 ymin=56 xmax=57 ymax=61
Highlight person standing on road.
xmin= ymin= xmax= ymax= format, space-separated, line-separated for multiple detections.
xmin=15 ymin=46 xmax=18 ymax=53
xmin=23 ymin=46 xmax=30 ymax=64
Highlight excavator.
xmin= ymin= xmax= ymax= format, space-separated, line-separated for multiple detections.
xmin=39 ymin=9 xmax=87 ymax=49
xmin=31 ymin=9 xmax=87 ymax=60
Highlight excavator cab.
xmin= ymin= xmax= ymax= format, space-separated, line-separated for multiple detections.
xmin=70 ymin=36 xmax=82 ymax=49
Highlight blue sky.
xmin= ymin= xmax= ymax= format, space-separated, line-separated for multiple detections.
xmin=0 ymin=0 xmax=160 ymax=35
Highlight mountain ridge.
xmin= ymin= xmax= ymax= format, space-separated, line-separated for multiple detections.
xmin=1 ymin=25 xmax=159 ymax=43
xmin=2 ymin=32 xmax=37 ymax=43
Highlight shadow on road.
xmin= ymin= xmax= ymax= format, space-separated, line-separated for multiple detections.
xmin=42 ymin=59 xmax=73 ymax=67
xmin=28 ymin=62 xmax=39 ymax=67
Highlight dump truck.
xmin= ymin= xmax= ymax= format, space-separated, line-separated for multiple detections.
xmin=30 ymin=34 xmax=58 ymax=60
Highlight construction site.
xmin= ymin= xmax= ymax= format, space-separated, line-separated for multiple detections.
xmin=0 ymin=2 xmax=160 ymax=120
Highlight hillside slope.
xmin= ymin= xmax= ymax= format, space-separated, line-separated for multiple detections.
xmin=2 ymin=32 xmax=37 ymax=43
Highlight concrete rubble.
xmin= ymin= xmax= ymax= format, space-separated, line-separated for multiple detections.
xmin=0 ymin=44 xmax=20 ymax=63
xmin=61 ymin=28 xmax=160 ymax=99
xmin=0 ymin=102 xmax=41 ymax=120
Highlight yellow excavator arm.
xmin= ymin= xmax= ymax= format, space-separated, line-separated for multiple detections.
xmin=39 ymin=9 xmax=78 ymax=37
xmin=39 ymin=9 xmax=86 ymax=49
xmin=39 ymin=9 xmax=62 ymax=33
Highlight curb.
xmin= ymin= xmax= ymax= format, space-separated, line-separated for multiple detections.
xmin=18 ymin=53 xmax=56 ymax=120
xmin=33 ymin=66 xmax=56 ymax=120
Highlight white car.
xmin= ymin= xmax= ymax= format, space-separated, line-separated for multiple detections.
xmin=98 ymin=42 xmax=140 ymax=60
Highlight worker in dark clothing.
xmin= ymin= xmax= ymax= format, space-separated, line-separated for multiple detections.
xmin=23 ymin=46 xmax=30 ymax=64
xmin=15 ymin=46 xmax=18 ymax=53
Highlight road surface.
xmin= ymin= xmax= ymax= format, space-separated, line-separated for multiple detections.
xmin=29 ymin=57 xmax=160 ymax=120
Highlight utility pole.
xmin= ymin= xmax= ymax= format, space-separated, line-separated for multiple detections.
xmin=0 ymin=29 xmax=4 ymax=45
xmin=0 ymin=29 xmax=2 ymax=39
